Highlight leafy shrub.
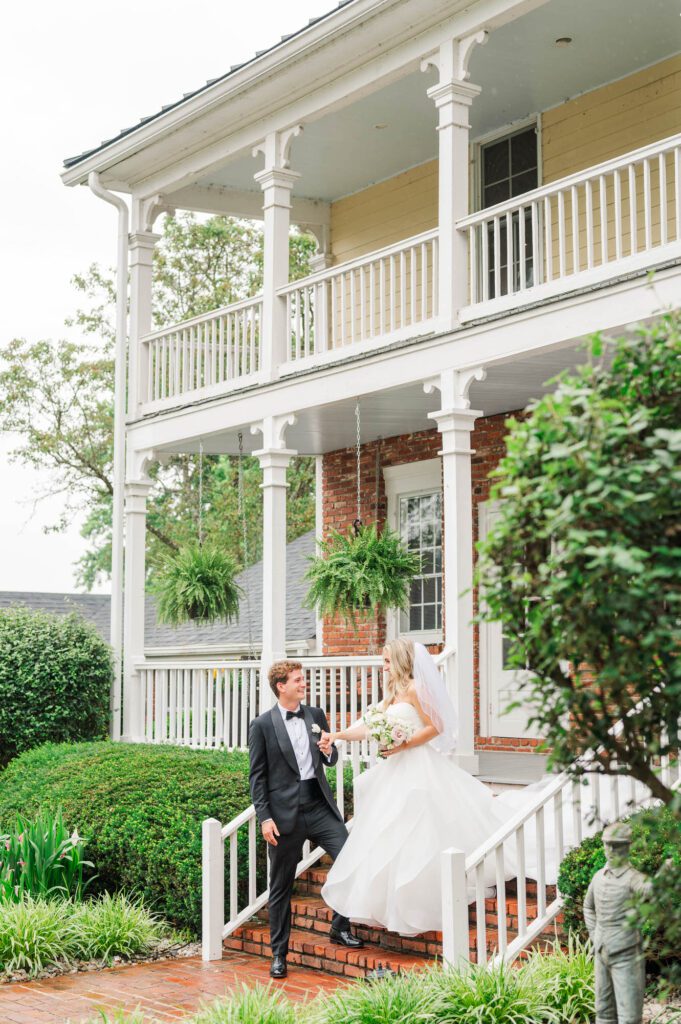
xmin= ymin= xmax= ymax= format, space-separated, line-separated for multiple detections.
xmin=0 ymin=808 xmax=93 ymax=902
xmin=0 ymin=893 xmax=163 ymax=977
xmin=71 ymin=893 xmax=166 ymax=961
xmin=310 ymin=969 xmax=435 ymax=1024
xmin=0 ymin=608 xmax=112 ymax=765
xmin=558 ymin=805 xmax=679 ymax=938
xmin=193 ymin=984 xmax=300 ymax=1024
xmin=0 ymin=741 xmax=252 ymax=934
xmin=427 ymin=961 xmax=549 ymax=1024
xmin=523 ymin=936 xmax=595 ymax=1024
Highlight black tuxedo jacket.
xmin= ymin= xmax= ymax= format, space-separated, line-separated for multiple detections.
xmin=248 ymin=704 xmax=342 ymax=834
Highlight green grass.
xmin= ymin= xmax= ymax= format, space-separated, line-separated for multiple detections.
xmin=523 ymin=937 xmax=595 ymax=1024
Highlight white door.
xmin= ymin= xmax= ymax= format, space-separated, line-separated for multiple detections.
xmin=479 ymin=503 xmax=540 ymax=739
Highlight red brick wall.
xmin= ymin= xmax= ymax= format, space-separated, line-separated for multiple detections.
xmin=321 ymin=413 xmax=541 ymax=752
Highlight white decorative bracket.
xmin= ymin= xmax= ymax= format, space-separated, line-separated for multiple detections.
xmin=421 ymin=30 xmax=488 ymax=83
xmin=252 ymin=125 xmax=304 ymax=170
xmin=250 ymin=413 xmax=297 ymax=451
xmin=133 ymin=194 xmax=175 ymax=234
xmin=126 ymin=447 xmax=156 ymax=487
xmin=424 ymin=366 xmax=487 ymax=410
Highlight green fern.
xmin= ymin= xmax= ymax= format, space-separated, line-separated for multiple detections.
xmin=304 ymin=523 xmax=421 ymax=628
xmin=152 ymin=544 xmax=242 ymax=626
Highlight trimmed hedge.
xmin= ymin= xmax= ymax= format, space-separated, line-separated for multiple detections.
xmin=0 ymin=741 xmax=252 ymax=934
xmin=0 ymin=608 xmax=112 ymax=765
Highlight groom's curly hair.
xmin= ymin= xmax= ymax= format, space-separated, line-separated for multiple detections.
xmin=268 ymin=660 xmax=303 ymax=697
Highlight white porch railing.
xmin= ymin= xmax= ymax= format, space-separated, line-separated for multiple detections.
xmin=201 ymin=648 xmax=454 ymax=960
xmin=279 ymin=228 xmax=439 ymax=364
xmin=441 ymin=718 xmax=681 ymax=968
xmin=458 ymin=132 xmax=681 ymax=319
xmin=142 ymin=295 xmax=263 ymax=404
xmin=135 ymin=659 xmax=260 ymax=748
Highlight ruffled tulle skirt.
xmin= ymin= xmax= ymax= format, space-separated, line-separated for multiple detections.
xmin=321 ymin=745 xmax=507 ymax=935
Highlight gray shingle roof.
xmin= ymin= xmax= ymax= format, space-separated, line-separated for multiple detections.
xmin=63 ymin=1 xmax=355 ymax=170
xmin=0 ymin=530 xmax=316 ymax=650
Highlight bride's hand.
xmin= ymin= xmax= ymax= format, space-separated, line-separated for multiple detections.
xmin=382 ymin=741 xmax=410 ymax=757
xmin=317 ymin=731 xmax=335 ymax=755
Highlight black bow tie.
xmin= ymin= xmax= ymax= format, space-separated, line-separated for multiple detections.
xmin=286 ymin=708 xmax=304 ymax=721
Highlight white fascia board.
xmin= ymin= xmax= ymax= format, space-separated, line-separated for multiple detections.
xmin=125 ymin=262 xmax=681 ymax=455
xmin=168 ymin=185 xmax=330 ymax=227
xmin=60 ymin=0 xmax=548 ymax=196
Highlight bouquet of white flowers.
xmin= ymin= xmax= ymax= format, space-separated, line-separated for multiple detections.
xmin=363 ymin=705 xmax=415 ymax=752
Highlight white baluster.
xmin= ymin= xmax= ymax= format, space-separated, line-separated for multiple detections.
xmin=400 ymin=250 xmax=407 ymax=327
xmin=544 ymin=197 xmax=553 ymax=281
xmin=571 ymin=185 xmax=579 ymax=275
xmin=586 ymin=179 xmax=594 ymax=269
xmin=495 ymin=845 xmax=507 ymax=955
xmin=493 ymin=217 xmax=501 ymax=297
xmin=359 ymin=266 xmax=366 ymax=340
xmin=614 ymin=171 xmax=623 ymax=260
xmin=557 ymin=189 xmax=566 ymax=278
xmin=202 ymin=819 xmax=224 ymax=961
xmin=516 ymin=825 xmax=527 ymax=938
xmin=389 ymin=255 xmax=396 ymax=332
xmin=554 ymin=788 xmax=564 ymax=865
xmin=675 ymin=147 xmax=681 ymax=242
xmin=659 ymin=152 xmax=668 ymax=246
xmin=476 ymin=861 xmax=487 ymax=965
xmin=350 ymin=269 xmax=356 ymax=345
xmin=410 ymin=247 xmax=417 ymax=324
xmin=505 ymin=210 xmax=513 ymax=295
xmin=643 ymin=158 xmax=652 ymax=250
xmin=599 ymin=174 xmax=608 ymax=263
xmin=536 ymin=805 xmax=546 ymax=917
xmin=229 ymin=831 xmax=238 ymax=921
xmin=340 ymin=272 xmax=347 ymax=345
xmin=248 ymin=816 xmax=256 ymax=905
xmin=518 ymin=206 xmax=526 ymax=291
xmin=481 ymin=222 xmax=489 ymax=301
xmin=572 ymin=780 xmax=583 ymax=845
xmin=629 ymin=164 xmax=638 ymax=255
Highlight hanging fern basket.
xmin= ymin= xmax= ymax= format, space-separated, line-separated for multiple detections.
xmin=304 ymin=523 xmax=421 ymax=628
xmin=153 ymin=544 xmax=242 ymax=626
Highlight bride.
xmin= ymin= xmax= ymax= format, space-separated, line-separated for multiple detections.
xmin=318 ymin=637 xmax=510 ymax=937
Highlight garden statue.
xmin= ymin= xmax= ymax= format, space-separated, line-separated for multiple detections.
xmin=584 ymin=821 xmax=652 ymax=1024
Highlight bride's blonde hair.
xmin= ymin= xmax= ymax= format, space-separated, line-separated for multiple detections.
xmin=382 ymin=637 xmax=415 ymax=706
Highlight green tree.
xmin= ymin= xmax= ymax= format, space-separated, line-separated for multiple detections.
xmin=476 ymin=314 xmax=681 ymax=810
xmin=0 ymin=213 xmax=317 ymax=589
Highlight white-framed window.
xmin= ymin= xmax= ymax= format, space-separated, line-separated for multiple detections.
xmin=384 ymin=459 xmax=443 ymax=644
xmin=473 ymin=118 xmax=541 ymax=299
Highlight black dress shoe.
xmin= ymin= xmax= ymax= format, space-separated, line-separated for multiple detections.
xmin=270 ymin=954 xmax=288 ymax=978
xmin=329 ymin=928 xmax=364 ymax=948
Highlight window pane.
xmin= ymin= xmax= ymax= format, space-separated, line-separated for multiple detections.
xmin=510 ymin=129 xmax=537 ymax=175
xmin=484 ymin=180 xmax=510 ymax=208
xmin=511 ymin=170 xmax=538 ymax=198
xmin=483 ymin=139 xmax=509 ymax=186
xmin=398 ymin=489 xmax=443 ymax=635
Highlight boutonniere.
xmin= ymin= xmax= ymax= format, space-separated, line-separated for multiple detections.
xmin=311 ymin=723 xmax=321 ymax=735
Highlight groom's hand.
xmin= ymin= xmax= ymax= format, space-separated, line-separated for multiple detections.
xmin=261 ymin=819 xmax=280 ymax=846
xmin=318 ymin=731 xmax=333 ymax=756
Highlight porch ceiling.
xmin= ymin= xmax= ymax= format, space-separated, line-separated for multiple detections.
xmin=188 ymin=0 xmax=680 ymax=206
xmin=164 ymin=339 xmax=588 ymax=457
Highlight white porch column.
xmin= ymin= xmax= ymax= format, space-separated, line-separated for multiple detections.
xmin=122 ymin=466 xmax=153 ymax=741
xmin=251 ymin=414 xmax=298 ymax=712
xmin=423 ymin=33 xmax=487 ymax=329
xmin=427 ymin=367 xmax=486 ymax=774
xmin=128 ymin=230 xmax=160 ymax=416
xmin=253 ymin=128 xmax=302 ymax=378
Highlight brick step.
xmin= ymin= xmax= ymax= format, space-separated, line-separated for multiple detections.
xmin=224 ymin=924 xmax=432 ymax=978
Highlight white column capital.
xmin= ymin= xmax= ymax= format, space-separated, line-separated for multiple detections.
xmin=253 ymin=448 xmax=297 ymax=486
xmin=254 ymin=167 xmax=301 ymax=199
xmin=429 ymin=408 xmax=482 ymax=455
xmin=128 ymin=231 xmax=161 ymax=266
xmin=426 ymin=79 xmax=481 ymax=112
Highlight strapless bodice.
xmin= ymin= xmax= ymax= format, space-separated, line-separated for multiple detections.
xmin=384 ymin=701 xmax=424 ymax=729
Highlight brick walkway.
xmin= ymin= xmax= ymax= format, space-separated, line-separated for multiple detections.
xmin=0 ymin=952 xmax=346 ymax=1024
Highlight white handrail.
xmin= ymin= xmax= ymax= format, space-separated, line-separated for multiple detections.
xmin=142 ymin=294 xmax=264 ymax=342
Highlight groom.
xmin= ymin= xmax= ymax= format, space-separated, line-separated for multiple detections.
xmin=248 ymin=660 xmax=363 ymax=978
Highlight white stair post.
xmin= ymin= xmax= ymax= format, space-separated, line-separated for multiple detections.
xmin=253 ymin=127 xmax=302 ymax=378
xmin=423 ymin=32 xmax=486 ymax=329
xmin=122 ymin=455 xmax=153 ymax=742
xmin=427 ymin=368 xmax=486 ymax=775
xmin=441 ymin=847 xmax=471 ymax=968
xmin=202 ymin=818 xmax=225 ymax=961
xmin=252 ymin=414 xmax=298 ymax=712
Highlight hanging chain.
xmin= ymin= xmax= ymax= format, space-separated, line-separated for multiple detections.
xmin=374 ymin=437 xmax=381 ymax=524
xmin=354 ymin=400 xmax=362 ymax=535
xmin=198 ymin=440 xmax=204 ymax=547
xmin=237 ymin=432 xmax=256 ymax=660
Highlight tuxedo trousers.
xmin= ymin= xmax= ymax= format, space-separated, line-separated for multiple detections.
xmin=267 ymin=781 xmax=350 ymax=957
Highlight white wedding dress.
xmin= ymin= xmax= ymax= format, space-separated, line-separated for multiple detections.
xmin=321 ymin=701 xmax=509 ymax=936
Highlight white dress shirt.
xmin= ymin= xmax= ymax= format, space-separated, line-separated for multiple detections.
xmin=277 ymin=702 xmax=316 ymax=780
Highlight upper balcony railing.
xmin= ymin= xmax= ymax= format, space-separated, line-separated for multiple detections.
xmin=458 ymin=132 xmax=681 ymax=321
xmin=278 ymin=228 xmax=439 ymax=366
xmin=137 ymin=134 xmax=681 ymax=413
xmin=143 ymin=295 xmax=263 ymax=406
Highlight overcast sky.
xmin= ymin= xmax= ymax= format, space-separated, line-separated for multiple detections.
xmin=0 ymin=0 xmax=333 ymax=594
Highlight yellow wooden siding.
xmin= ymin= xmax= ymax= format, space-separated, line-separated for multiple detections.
xmin=542 ymin=54 xmax=681 ymax=182
xmin=330 ymin=160 xmax=438 ymax=264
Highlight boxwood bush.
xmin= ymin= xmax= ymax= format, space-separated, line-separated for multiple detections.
xmin=0 ymin=607 xmax=112 ymax=765
xmin=0 ymin=741 xmax=252 ymax=934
